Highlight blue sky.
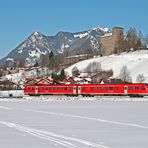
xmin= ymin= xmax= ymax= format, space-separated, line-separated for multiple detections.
xmin=0 ymin=0 xmax=147 ymax=58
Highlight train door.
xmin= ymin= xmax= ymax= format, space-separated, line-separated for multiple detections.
xmin=78 ymin=86 xmax=81 ymax=95
xmin=124 ymin=86 xmax=128 ymax=94
xmin=73 ymin=86 xmax=77 ymax=95
xmin=35 ymin=86 xmax=38 ymax=94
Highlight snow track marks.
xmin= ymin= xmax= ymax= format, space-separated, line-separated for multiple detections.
xmin=0 ymin=121 xmax=109 ymax=148
xmin=25 ymin=109 xmax=148 ymax=129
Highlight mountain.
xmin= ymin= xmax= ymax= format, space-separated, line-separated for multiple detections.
xmin=0 ymin=27 xmax=110 ymax=68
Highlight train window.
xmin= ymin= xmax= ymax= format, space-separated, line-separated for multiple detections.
xmin=74 ymin=87 xmax=76 ymax=90
xmin=28 ymin=87 xmax=31 ymax=90
xmin=46 ymin=87 xmax=48 ymax=90
xmin=42 ymin=87 xmax=44 ymax=90
xmin=49 ymin=87 xmax=52 ymax=90
xmin=67 ymin=87 xmax=71 ymax=90
xmin=91 ymin=87 xmax=94 ymax=90
xmin=114 ymin=87 xmax=118 ymax=90
xmin=130 ymin=86 xmax=134 ymax=90
xmin=53 ymin=87 xmax=56 ymax=90
xmin=124 ymin=86 xmax=127 ymax=90
xmin=104 ymin=87 xmax=108 ymax=90
xmin=96 ymin=87 xmax=99 ymax=90
xmin=109 ymin=87 xmax=113 ymax=90
xmin=142 ymin=86 xmax=146 ymax=90
xmin=99 ymin=87 xmax=103 ymax=90
xmin=64 ymin=87 xmax=67 ymax=90
xmin=32 ymin=87 xmax=34 ymax=90
xmin=83 ymin=87 xmax=86 ymax=91
xmin=135 ymin=86 xmax=139 ymax=90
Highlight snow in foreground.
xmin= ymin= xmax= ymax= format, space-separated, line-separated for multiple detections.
xmin=0 ymin=100 xmax=148 ymax=148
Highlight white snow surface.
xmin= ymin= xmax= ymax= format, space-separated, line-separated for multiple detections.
xmin=58 ymin=43 xmax=65 ymax=54
xmin=5 ymin=72 xmax=23 ymax=83
xmin=102 ymin=33 xmax=112 ymax=37
xmin=6 ymin=58 xmax=14 ymax=62
xmin=65 ymin=44 xmax=70 ymax=48
xmin=66 ymin=50 xmax=148 ymax=82
xmin=99 ymin=27 xmax=109 ymax=32
xmin=0 ymin=100 xmax=148 ymax=148
xmin=74 ymin=32 xmax=90 ymax=38
xmin=92 ymin=27 xmax=109 ymax=33
xmin=29 ymin=48 xmax=47 ymax=58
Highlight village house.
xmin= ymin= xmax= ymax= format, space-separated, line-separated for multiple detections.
xmin=0 ymin=80 xmax=17 ymax=90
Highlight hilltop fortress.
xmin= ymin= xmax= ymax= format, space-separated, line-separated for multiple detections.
xmin=100 ymin=27 xmax=124 ymax=56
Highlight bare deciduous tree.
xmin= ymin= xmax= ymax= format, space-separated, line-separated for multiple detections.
xmin=136 ymin=74 xmax=145 ymax=83
xmin=126 ymin=27 xmax=142 ymax=51
xmin=119 ymin=65 xmax=132 ymax=82
xmin=71 ymin=66 xmax=80 ymax=76
xmin=84 ymin=61 xmax=101 ymax=76
xmin=0 ymin=70 xmax=3 ymax=77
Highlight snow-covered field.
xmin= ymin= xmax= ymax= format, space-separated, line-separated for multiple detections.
xmin=66 ymin=50 xmax=148 ymax=82
xmin=0 ymin=100 xmax=148 ymax=148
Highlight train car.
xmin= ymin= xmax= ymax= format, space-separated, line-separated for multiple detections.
xmin=24 ymin=84 xmax=78 ymax=96
xmin=24 ymin=83 xmax=148 ymax=97
xmin=24 ymin=85 xmax=37 ymax=95
xmin=79 ymin=83 xmax=148 ymax=97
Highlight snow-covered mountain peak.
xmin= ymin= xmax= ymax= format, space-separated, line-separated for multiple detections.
xmin=100 ymin=27 xmax=109 ymax=32
xmin=74 ymin=31 xmax=90 ymax=38
xmin=29 ymin=31 xmax=44 ymax=42
xmin=32 ymin=31 xmax=40 ymax=36
xmin=0 ymin=27 xmax=111 ymax=67
xmin=31 ymin=31 xmax=44 ymax=37
xmin=91 ymin=27 xmax=109 ymax=33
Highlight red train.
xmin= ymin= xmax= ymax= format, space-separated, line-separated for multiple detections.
xmin=24 ymin=83 xmax=148 ymax=97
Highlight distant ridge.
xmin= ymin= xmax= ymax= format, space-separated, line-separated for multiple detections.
xmin=0 ymin=27 xmax=110 ymax=67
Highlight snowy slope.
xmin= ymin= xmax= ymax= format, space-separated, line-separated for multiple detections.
xmin=66 ymin=50 xmax=148 ymax=82
xmin=4 ymin=50 xmax=148 ymax=84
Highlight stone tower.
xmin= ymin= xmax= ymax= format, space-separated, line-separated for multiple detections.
xmin=100 ymin=27 xmax=124 ymax=56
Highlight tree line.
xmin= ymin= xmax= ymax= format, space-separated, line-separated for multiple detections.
xmin=115 ymin=27 xmax=147 ymax=54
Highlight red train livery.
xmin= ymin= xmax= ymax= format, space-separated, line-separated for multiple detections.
xmin=24 ymin=83 xmax=148 ymax=97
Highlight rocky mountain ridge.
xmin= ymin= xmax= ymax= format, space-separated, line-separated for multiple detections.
xmin=0 ymin=27 xmax=110 ymax=68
